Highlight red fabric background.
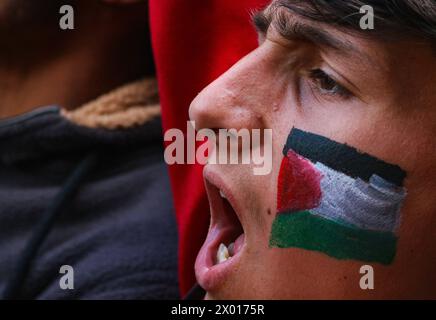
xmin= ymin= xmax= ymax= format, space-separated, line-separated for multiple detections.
xmin=149 ymin=0 xmax=269 ymax=296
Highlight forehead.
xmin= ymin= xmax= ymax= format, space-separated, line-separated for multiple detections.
xmin=258 ymin=3 xmax=433 ymax=73
xmin=256 ymin=4 xmax=376 ymax=62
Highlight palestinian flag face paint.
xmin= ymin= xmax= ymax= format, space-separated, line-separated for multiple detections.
xmin=270 ymin=128 xmax=407 ymax=265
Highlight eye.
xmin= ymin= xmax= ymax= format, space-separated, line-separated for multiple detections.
xmin=308 ymin=69 xmax=352 ymax=99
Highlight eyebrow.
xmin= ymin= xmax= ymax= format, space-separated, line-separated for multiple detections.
xmin=252 ymin=7 xmax=360 ymax=54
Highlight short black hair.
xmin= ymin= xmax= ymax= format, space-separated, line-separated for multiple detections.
xmin=275 ymin=0 xmax=436 ymax=45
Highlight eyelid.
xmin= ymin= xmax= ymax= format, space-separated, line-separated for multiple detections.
xmin=321 ymin=60 xmax=364 ymax=98
xmin=307 ymin=69 xmax=352 ymax=99
xmin=321 ymin=71 xmax=347 ymax=93
xmin=315 ymin=68 xmax=353 ymax=96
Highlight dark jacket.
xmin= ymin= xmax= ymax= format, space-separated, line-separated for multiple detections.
xmin=0 ymin=79 xmax=179 ymax=299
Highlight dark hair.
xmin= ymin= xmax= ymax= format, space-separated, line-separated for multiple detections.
xmin=277 ymin=0 xmax=436 ymax=45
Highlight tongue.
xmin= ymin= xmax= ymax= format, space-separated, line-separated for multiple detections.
xmin=233 ymin=233 xmax=245 ymax=255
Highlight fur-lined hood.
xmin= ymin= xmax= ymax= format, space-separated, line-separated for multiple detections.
xmin=62 ymin=78 xmax=160 ymax=130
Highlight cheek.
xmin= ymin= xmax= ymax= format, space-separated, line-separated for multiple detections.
xmin=269 ymin=127 xmax=407 ymax=265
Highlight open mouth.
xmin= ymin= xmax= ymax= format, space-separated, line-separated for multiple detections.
xmin=194 ymin=167 xmax=246 ymax=292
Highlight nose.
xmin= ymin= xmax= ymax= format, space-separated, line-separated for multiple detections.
xmin=189 ymin=48 xmax=274 ymax=132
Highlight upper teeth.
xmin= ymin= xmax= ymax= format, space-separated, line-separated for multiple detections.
xmin=216 ymin=242 xmax=235 ymax=264
xmin=217 ymin=243 xmax=229 ymax=263
xmin=219 ymin=190 xmax=226 ymax=199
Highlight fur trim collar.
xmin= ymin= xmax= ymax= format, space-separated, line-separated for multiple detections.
xmin=61 ymin=78 xmax=160 ymax=130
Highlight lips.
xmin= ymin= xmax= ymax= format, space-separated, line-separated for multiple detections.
xmin=195 ymin=167 xmax=246 ymax=292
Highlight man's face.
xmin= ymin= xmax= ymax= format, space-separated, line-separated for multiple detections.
xmin=189 ymin=2 xmax=436 ymax=299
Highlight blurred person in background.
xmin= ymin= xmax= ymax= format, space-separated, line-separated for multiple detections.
xmin=0 ymin=0 xmax=178 ymax=299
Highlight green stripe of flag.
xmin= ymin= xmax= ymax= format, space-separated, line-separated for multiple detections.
xmin=269 ymin=211 xmax=397 ymax=265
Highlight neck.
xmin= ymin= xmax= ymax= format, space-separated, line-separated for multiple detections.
xmin=0 ymin=23 xmax=151 ymax=119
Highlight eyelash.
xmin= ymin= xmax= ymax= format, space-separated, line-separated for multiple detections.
xmin=307 ymin=69 xmax=352 ymax=99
